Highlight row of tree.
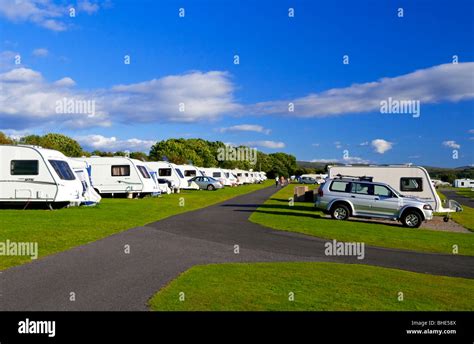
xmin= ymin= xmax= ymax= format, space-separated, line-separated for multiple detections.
xmin=0 ymin=132 xmax=298 ymax=178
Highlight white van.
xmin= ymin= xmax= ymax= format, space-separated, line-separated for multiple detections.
xmin=69 ymin=159 xmax=102 ymax=205
xmin=328 ymin=165 xmax=462 ymax=213
xmin=79 ymin=156 xmax=159 ymax=197
xmin=0 ymin=145 xmax=83 ymax=208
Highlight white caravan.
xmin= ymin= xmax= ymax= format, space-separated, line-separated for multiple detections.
xmin=173 ymin=164 xmax=201 ymax=190
xmin=201 ymin=167 xmax=232 ymax=186
xmin=454 ymin=178 xmax=474 ymax=188
xmin=328 ymin=165 xmax=462 ymax=213
xmin=79 ymin=156 xmax=159 ymax=197
xmin=222 ymin=169 xmax=239 ymax=186
xmin=233 ymin=169 xmax=249 ymax=184
xmin=146 ymin=161 xmax=184 ymax=193
xmin=69 ymin=159 xmax=102 ymax=206
xmin=0 ymin=145 xmax=83 ymax=207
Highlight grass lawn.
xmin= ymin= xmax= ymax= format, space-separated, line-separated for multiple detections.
xmin=436 ymin=189 xmax=474 ymax=231
xmin=0 ymin=181 xmax=272 ymax=270
xmin=149 ymin=262 xmax=474 ymax=311
xmin=249 ymin=185 xmax=474 ymax=255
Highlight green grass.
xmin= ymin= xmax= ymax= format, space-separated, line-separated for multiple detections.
xmin=249 ymin=185 xmax=474 ymax=255
xmin=436 ymin=189 xmax=474 ymax=231
xmin=149 ymin=262 xmax=474 ymax=311
xmin=0 ymin=181 xmax=272 ymax=270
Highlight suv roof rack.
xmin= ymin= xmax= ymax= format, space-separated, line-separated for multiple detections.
xmin=334 ymin=174 xmax=373 ymax=182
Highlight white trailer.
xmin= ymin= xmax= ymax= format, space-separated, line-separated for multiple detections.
xmin=233 ymin=169 xmax=249 ymax=184
xmin=222 ymin=169 xmax=239 ymax=186
xmin=328 ymin=165 xmax=462 ymax=213
xmin=79 ymin=156 xmax=159 ymax=197
xmin=200 ymin=167 xmax=232 ymax=186
xmin=69 ymin=159 xmax=102 ymax=205
xmin=454 ymin=179 xmax=474 ymax=188
xmin=0 ymin=145 xmax=83 ymax=207
xmin=146 ymin=161 xmax=184 ymax=193
xmin=173 ymin=164 xmax=201 ymax=190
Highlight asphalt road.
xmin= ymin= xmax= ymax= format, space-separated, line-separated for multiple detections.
xmin=1 ymin=186 xmax=473 ymax=311
xmin=440 ymin=189 xmax=474 ymax=208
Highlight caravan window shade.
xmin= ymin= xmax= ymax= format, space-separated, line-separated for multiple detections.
xmin=137 ymin=166 xmax=151 ymax=179
xmin=184 ymin=170 xmax=196 ymax=177
xmin=111 ymin=165 xmax=130 ymax=176
xmin=11 ymin=160 xmax=39 ymax=175
xmin=158 ymin=168 xmax=172 ymax=177
xmin=213 ymin=172 xmax=221 ymax=178
xmin=400 ymin=177 xmax=423 ymax=192
xmin=49 ymin=160 xmax=76 ymax=180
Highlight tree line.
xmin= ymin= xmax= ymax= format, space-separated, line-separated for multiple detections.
xmin=0 ymin=132 xmax=298 ymax=178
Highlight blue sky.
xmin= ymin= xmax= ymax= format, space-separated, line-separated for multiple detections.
xmin=0 ymin=0 xmax=473 ymax=167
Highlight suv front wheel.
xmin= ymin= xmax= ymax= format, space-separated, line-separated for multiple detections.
xmin=401 ymin=210 xmax=422 ymax=228
xmin=330 ymin=204 xmax=350 ymax=221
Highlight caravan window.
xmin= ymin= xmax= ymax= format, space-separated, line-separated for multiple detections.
xmin=137 ymin=165 xmax=151 ymax=179
xmin=213 ymin=172 xmax=221 ymax=178
xmin=111 ymin=165 xmax=130 ymax=176
xmin=158 ymin=168 xmax=172 ymax=177
xmin=49 ymin=160 xmax=76 ymax=180
xmin=11 ymin=160 xmax=39 ymax=175
xmin=184 ymin=170 xmax=196 ymax=177
xmin=400 ymin=177 xmax=423 ymax=192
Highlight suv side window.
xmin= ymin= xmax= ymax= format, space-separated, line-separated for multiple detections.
xmin=351 ymin=182 xmax=373 ymax=195
xmin=329 ymin=181 xmax=351 ymax=192
xmin=400 ymin=177 xmax=423 ymax=192
xmin=374 ymin=184 xmax=392 ymax=197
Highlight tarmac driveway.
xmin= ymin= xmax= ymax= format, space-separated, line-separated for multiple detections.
xmin=1 ymin=186 xmax=473 ymax=311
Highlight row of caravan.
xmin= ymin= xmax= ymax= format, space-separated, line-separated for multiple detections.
xmin=0 ymin=145 xmax=267 ymax=208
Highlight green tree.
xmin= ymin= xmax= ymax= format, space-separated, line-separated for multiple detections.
xmin=0 ymin=131 xmax=14 ymax=144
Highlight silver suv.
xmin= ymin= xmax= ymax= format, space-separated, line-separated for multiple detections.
xmin=315 ymin=177 xmax=433 ymax=228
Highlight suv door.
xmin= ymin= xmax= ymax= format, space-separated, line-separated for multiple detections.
xmin=372 ymin=184 xmax=400 ymax=216
xmin=350 ymin=182 xmax=375 ymax=215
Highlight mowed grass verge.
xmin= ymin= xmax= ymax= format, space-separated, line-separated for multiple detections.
xmin=0 ymin=181 xmax=272 ymax=270
xmin=149 ymin=262 xmax=474 ymax=311
xmin=249 ymin=185 xmax=474 ymax=255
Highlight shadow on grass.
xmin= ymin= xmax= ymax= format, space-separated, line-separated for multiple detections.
xmin=242 ymin=208 xmax=403 ymax=228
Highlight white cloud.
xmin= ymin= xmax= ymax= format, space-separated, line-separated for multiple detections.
xmin=371 ymin=139 xmax=393 ymax=154
xmin=0 ymin=0 xmax=102 ymax=31
xmin=219 ymin=124 xmax=271 ymax=134
xmin=442 ymin=140 xmax=461 ymax=149
xmin=251 ymin=62 xmax=474 ymax=117
xmin=108 ymin=71 xmax=240 ymax=122
xmin=0 ymin=68 xmax=239 ymax=130
xmin=76 ymin=135 xmax=155 ymax=152
xmin=0 ymin=67 xmax=110 ymax=129
xmin=245 ymin=140 xmax=285 ymax=149
xmin=78 ymin=0 xmax=99 ymax=14
xmin=311 ymin=143 xmax=320 ymax=147
xmin=359 ymin=141 xmax=369 ymax=146
xmin=54 ymin=77 xmax=76 ymax=87
xmin=468 ymin=129 xmax=474 ymax=134
xmin=32 ymin=48 xmax=49 ymax=57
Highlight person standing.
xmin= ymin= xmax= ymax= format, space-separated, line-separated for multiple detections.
xmin=275 ymin=176 xmax=279 ymax=187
